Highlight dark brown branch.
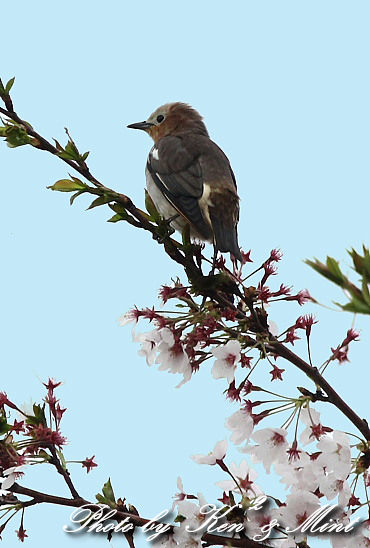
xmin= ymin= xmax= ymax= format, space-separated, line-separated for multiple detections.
xmin=0 ymin=96 xmax=367 ymax=547
xmin=11 ymin=484 xmax=269 ymax=547
xmin=0 ymin=105 xmax=203 ymax=282
xmin=48 ymin=445 xmax=80 ymax=499
xmin=270 ymin=340 xmax=370 ymax=440
xmin=1 ymin=101 xmax=369 ymax=443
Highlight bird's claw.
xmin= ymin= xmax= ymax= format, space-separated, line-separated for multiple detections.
xmin=153 ymin=214 xmax=179 ymax=243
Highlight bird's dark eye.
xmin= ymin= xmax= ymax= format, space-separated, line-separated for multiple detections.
xmin=156 ymin=115 xmax=164 ymax=123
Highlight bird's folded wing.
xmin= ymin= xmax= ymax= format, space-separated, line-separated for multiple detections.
xmin=147 ymin=136 xmax=212 ymax=239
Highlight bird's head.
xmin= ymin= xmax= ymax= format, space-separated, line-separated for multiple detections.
xmin=127 ymin=102 xmax=209 ymax=142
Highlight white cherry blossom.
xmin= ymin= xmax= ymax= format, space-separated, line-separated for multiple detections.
xmin=300 ymin=406 xmax=323 ymax=445
xmin=211 ymin=340 xmax=241 ymax=383
xmin=191 ymin=440 xmax=227 ymax=465
xmin=216 ymin=459 xmax=262 ymax=497
xmin=133 ymin=328 xmax=162 ymax=365
xmin=319 ymin=473 xmax=352 ymax=507
xmin=278 ymin=491 xmax=321 ymax=542
xmin=173 ymin=494 xmax=213 ymax=546
xmin=156 ymin=328 xmax=192 ymax=388
xmin=316 ymin=431 xmax=352 ymax=480
xmin=225 ymin=409 xmax=254 ymax=445
xmin=243 ymin=428 xmax=289 ymax=473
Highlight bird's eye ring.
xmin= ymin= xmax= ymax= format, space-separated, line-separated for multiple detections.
xmin=156 ymin=115 xmax=164 ymax=123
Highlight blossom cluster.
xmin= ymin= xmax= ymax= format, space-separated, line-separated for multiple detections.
xmin=154 ymin=412 xmax=370 ymax=547
xmin=119 ymin=250 xmax=368 ymax=547
xmin=0 ymin=381 xmax=97 ymax=542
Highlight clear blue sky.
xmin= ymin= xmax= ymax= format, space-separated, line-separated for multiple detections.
xmin=1 ymin=2 xmax=369 ymax=547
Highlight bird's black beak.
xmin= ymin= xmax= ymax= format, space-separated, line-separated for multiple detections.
xmin=127 ymin=121 xmax=154 ymax=130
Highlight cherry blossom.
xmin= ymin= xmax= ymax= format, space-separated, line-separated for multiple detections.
xmin=319 ymin=473 xmax=352 ymax=507
xmin=156 ymin=328 xmax=192 ymax=388
xmin=133 ymin=328 xmax=161 ymax=365
xmin=278 ymin=491 xmax=321 ymax=542
xmin=225 ymin=409 xmax=254 ymax=445
xmin=16 ymin=525 xmax=28 ymax=543
xmin=118 ymin=309 xmax=139 ymax=326
xmin=244 ymin=506 xmax=281 ymax=544
xmin=300 ymin=406 xmax=331 ymax=446
xmin=173 ymin=494 xmax=212 ymax=546
xmin=0 ymin=464 xmax=28 ymax=491
xmin=172 ymin=476 xmax=191 ymax=511
xmin=211 ymin=340 xmax=241 ymax=383
xmin=316 ymin=431 xmax=352 ymax=480
xmin=243 ymin=428 xmax=289 ymax=473
xmin=216 ymin=459 xmax=262 ymax=497
xmin=274 ymin=452 xmax=321 ymax=492
xmin=81 ymin=455 xmax=97 ymax=474
xmin=152 ymin=534 xmax=178 ymax=547
xmin=191 ymin=440 xmax=227 ymax=465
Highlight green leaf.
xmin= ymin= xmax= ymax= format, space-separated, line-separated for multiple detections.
xmin=4 ymin=124 xmax=32 ymax=148
xmin=338 ymin=298 xmax=370 ymax=315
xmin=26 ymin=403 xmax=47 ymax=426
xmin=95 ymin=493 xmax=112 ymax=506
xmin=326 ymin=257 xmax=345 ymax=283
xmin=305 ymin=258 xmax=346 ymax=287
xmin=5 ymin=77 xmax=15 ymax=94
xmin=70 ymin=189 xmax=87 ymax=205
xmin=81 ymin=151 xmax=90 ymax=161
xmin=144 ymin=190 xmax=160 ymax=222
xmin=48 ymin=179 xmax=87 ymax=192
xmin=0 ymin=415 xmax=10 ymax=435
xmin=107 ymin=213 xmax=123 ymax=223
xmin=362 ymin=247 xmax=370 ymax=282
xmin=95 ymin=478 xmax=117 ymax=508
xmin=65 ymin=140 xmax=80 ymax=159
xmin=102 ymin=478 xmax=116 ymax=503
xmin=56 ymin=449 xmax=67 ymax=470
xmin=56 ymin=138 xmax=83 ymax=161
xmin=348 ymin=248 xmax=364 ymax=275
xmin=87 ymin=195 xmax=112 ymax=210
xmin=182 ymin=223 xmax=190 ymax=246
xmin=109 ymin=202 xmax=129 ymax=219
xmin=361 ymin=278 xmax=370 ymax=306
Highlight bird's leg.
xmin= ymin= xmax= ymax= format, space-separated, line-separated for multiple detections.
xmin=163 ymin=213 xmax=180 ymax=231
xmin=210 ymin=243 xmax=218 ymax=275
xmin=200 ymin=245 xmax=218 ymax=308
xmin=231 ymin=255 xmax=239 ymax=276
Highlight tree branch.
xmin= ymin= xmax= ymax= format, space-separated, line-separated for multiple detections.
xmin=10 ymin=484 xmax=270 ymax=547
xmin=1 ymin=101 xmax=369 ymax=443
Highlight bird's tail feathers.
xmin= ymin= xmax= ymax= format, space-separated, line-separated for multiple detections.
xmin=211 ymin=215 xmax=242 ymax=262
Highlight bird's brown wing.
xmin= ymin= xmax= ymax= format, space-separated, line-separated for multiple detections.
xmin=147 ymin=135 xmax=213 ymax=240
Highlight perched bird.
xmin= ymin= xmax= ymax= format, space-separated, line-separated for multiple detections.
xmin=128 ymin=102 xmax=242 ymax=261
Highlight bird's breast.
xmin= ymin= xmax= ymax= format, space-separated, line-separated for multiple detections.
xmin=145 ymin=169 xmax=187 ymax=233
